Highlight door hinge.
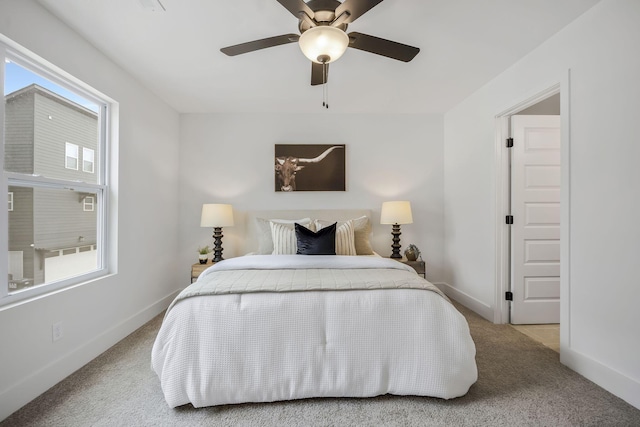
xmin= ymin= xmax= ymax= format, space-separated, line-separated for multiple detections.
xmin=506 ymin=215 xmax=513 ymax=225
xmin=505 ymin=291 xmax=513 ymax=301
xmin=506 ymin=137 xmax=514 ymax=148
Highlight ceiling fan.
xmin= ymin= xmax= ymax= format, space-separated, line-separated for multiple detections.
xmin=220 ymin=0 xmax=420 ymax=87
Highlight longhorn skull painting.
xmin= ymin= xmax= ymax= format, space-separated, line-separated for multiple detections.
xmin=275 ymin=144 xmax=345 ymax=192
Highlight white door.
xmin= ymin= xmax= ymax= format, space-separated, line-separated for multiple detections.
xmin=510 ymin=115 xmax=560 ymax=324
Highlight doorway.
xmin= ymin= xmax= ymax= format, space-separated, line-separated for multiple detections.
xmin=494 ymin=83 xmax=566 ymax=328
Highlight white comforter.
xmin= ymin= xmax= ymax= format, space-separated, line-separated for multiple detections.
xmin=152 ymin=255 xmax=477 ymax=408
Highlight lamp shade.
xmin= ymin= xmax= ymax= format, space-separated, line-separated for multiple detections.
xmin=200 ymin=204 xmax=234 ymax=227
xmin=298 ymin=26 xmax=349 ymax=64
xmin=380 ymin=201 xmax=413 ymax=225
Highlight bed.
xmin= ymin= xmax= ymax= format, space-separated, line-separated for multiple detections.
xmin=152 ymin=210 xmax=477 ymax=408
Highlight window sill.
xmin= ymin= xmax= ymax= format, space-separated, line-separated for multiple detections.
xmin=0 ymin=269 xmax=114 ymax=311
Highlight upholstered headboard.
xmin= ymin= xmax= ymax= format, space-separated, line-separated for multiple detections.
xmin=241 ymin=209 xmax=372 ymax=255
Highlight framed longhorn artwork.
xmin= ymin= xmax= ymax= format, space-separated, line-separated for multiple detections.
xmin=274 ymin=144 xmax=346 ymax=192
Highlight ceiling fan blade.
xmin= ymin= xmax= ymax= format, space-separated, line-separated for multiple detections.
xmin=311 ymin=62 xmax=329 ymax=86
xmin=347 ymin=32 xmax=420 ymax=62
xmin=276 ymin=0 xmax=315 ymax=20
xmin=220 ymin=34 xmax=300 ymax=56
xmin=335 ymin=0 xmax=383 ymax=23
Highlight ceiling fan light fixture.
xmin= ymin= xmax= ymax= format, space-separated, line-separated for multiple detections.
xmin=299 ymin=26 xmax=349 ymax=64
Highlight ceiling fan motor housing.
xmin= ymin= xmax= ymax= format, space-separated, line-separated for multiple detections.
xmin=298 ymin=0 xmax=348 ymax=33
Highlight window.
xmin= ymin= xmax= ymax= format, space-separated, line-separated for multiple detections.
xmin=2 ymin=39 xmax=112 ymax=304
xmin=65 ymin=142 xmax=79 ymax=170
xmin=83 ymin=195 xmax=95 ymax=212
xmin=83 ymin=147 xmax=95 ymax=173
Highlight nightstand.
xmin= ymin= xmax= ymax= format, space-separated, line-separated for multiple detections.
xmin=191 ymin=261 xmax=215 ymax=283
xmin=394 ymin=259 xmax=426 ymax=278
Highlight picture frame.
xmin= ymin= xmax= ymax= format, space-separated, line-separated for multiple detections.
xmin=274 ymin=144 xmax=346 ymax=192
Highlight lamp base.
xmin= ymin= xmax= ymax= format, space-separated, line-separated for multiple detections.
xmin=212 ymin=227 xmax=225 ymax=263
xmin=390 ymin=224 xmax=402 ymax=259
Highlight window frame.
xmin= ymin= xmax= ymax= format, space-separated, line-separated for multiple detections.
xmin=83 ymin=147 xmax=95 ymax=173
xmin=1 ymin=38 xmax=114 ymax=306
xmin=65 ymin=142 xmax=79 ymax=170
xmin=83 ymin=195 xmax=95 ymax=212
xmin=7 ymin=191 xmax=13 ymax=211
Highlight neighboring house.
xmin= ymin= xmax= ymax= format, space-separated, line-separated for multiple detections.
xmin=6 ymin=84 xmax=98 ymax=289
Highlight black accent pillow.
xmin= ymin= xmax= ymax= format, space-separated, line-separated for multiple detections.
xmin=295 ymin=222 xmax=336 ymax=255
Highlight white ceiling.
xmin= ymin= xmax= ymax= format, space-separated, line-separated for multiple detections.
xmin=37 ymin=0 xmax=600 ymax=114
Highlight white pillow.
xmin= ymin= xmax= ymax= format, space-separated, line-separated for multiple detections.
xmin=256 ymin=217 xmax=312 ymax=254
xmin=315 ymin=219 xmax=357 ymax=256
xmin=314 ymin=216 xmax=373 ymax=255
xmin=270 ymin=221 xmax=299 ymax=255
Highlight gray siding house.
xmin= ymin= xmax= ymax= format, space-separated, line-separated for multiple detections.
xmin=6 ymin=84 xmax=98 ymax=289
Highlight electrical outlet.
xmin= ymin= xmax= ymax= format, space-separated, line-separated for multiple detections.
xmin=52 ymin=321 xmax=63 ymax=342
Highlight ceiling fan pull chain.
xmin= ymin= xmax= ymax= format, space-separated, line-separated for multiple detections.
xmin=322 ymin=84 xmax=326 ymax=108
xmin=324 ymin=62 xmax=327 ymax=108
xmin=324 ymin=62 xmax=329 ymax=109
xmin=326 ymin=82 xmax=329 ymax=109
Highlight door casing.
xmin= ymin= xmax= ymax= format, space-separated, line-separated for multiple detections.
xmin=493 ymin=69 xmax=571 ymax=347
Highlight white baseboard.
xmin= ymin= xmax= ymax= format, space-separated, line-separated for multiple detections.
xmin=561 ymin=347 xmax=640 ymax=410
xmin=0 ymin=289 xmax=180 ymax=422
xmin=433 ymin=282 xmax=494 ymax=322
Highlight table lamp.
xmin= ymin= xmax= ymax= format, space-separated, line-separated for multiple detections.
xmin=200 ymin=203 xmax=234 ymax=262
xmin=380 ymin=201 xmax=413 ymax=259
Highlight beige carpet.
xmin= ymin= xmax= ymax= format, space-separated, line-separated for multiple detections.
xmin=2 ymin=302 xmax=639 ymax=427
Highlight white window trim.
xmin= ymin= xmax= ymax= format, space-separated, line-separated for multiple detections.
xmin=83 ymin=147 xmax=95 ymax=173
xmin=83 ymin=195 xmax=95 ymax=212
xmin=65 ymin=142 xmax=79 ymax=170
xmin=0 ymin=37 xmax=116 ymax=306
xmin=7 ymin=191 xmax=13 ymax=211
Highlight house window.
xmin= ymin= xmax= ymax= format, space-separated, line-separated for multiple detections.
xmin=83 ymin=148 xmax=94 ymax=173
xmin=2 ymin=40 xmax=113 ymax=304
xmin=65 ymin=143 xmax=79 ymax=170
xmin=83 ymin=196 xmax=95 ymax=212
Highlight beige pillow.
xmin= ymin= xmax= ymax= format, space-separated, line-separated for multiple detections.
xmin=256 ymin=217 xmax=312 ymax=254
xmin=270 ymin=221 xmax=299 ymax=255
xmin=315 ymin=220 xmax=356 ymax=256
xmin=314 ymin=216 xmax=373 ymax=255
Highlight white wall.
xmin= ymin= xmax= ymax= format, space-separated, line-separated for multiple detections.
xmin=0 ymin=0 xmax=181 ymax=420
xmin=179 ymin=113 xmax=445 ymax=281
xmin=443 ymin=0 xmax=640 ymax=409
